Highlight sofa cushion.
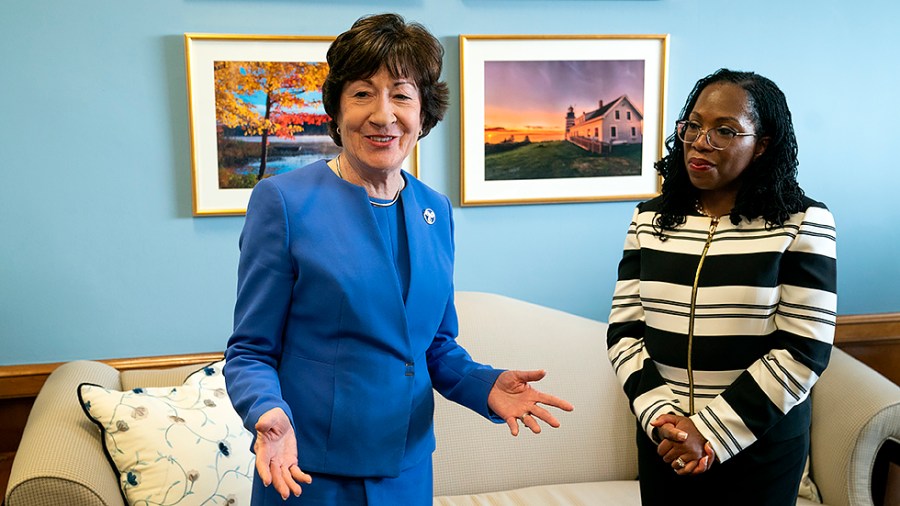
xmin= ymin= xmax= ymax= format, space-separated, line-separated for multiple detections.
xmin=434 ymin=481 xmax=642 ymax=506
xmin=78 ymin=360 xmax=255 ymax=506
xmin=432 ymin=480 xmax=827 ymax=506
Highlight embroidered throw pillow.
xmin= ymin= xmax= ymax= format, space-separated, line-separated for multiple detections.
xmin=79 ymin=360 xmax=255 ymax=506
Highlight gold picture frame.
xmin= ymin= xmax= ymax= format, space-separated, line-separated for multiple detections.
xmin=459 ymin=34 xmax=668 ymax=206
xmin=184 ymin=33 xmax=419 ymax=216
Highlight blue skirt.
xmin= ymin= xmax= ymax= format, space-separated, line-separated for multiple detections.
xmin=251 ymin=457 xmax=433 ymax=506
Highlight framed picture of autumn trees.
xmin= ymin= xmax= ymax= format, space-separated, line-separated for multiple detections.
xmin=184 ymin=34 xmax=419 ymax=216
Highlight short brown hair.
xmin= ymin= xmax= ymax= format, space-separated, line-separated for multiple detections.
xmin=322 ymin=13 xmax=450 ymax=146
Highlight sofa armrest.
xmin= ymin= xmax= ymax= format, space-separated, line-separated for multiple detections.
xmin=5 ymin=360 xmax=125 ymax=506
xmin=810 ymin=347 xmax=900 ymax=506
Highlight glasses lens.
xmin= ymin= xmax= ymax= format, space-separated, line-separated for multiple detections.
xmin=707 ymin=128 xmax=733 ymax=149
xmin=678 ymin=122 xmax=699 ymax=143
xmin=678 ymin=122 xmax=733 ymax=150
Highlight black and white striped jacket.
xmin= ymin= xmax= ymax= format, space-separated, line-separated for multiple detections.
xmin=607 ymin=196 xmax=837 ymax=462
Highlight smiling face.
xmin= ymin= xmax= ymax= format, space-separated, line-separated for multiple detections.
xmin=336 ymin=67 xmax=422 ymax=177
xmin=683 ymin=82 xmax=767 ymax=200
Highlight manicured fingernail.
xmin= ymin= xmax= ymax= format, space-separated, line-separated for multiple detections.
xmin=678 ymin=432 xmax=688 ymax=441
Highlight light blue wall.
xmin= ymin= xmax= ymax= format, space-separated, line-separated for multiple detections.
xmin=2 ymin=0 xmax=898 ymax=365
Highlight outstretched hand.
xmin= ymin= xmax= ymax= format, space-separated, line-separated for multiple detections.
xmin=254 ymin=407 xmax=313 ymax=500
xmin=487 ymin=369 xmax=574 ymax=436
xmin=651 ymin=413 xmax=715 ymax=476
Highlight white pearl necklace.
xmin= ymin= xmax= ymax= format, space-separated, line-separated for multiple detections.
xmin=694 ymin=199 xmax=710 ymax=217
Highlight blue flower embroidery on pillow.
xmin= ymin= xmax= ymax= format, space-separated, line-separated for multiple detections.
xmin=126 ymin=470 xmax=140 ymax=487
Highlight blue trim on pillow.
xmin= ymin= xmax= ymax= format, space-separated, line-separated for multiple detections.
xmin=77 ymin=382 xmax=132 ymax=506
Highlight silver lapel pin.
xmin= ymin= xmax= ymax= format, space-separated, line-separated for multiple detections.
xmin=423 ymin=208 xmax=436 ymax=225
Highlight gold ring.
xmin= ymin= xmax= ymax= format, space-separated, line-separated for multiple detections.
xmin=674 ymin=457 xmax=687 ymax=469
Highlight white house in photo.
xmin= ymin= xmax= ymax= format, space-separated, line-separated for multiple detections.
xmin=565 ymin=95 xmax=643 ymax=153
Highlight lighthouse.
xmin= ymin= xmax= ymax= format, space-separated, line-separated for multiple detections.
xmin=565 ymin=105 xmax=575 ymax=139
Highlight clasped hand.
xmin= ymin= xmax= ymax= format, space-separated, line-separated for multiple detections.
xmin=487 ymin=369 xmax=575 ymax=436
xmin=651 ymin=414 xmax=715 ymax=476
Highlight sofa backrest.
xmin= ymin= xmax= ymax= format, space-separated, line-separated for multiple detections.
xmin=433 ymin=291 xmax=636 ymax=497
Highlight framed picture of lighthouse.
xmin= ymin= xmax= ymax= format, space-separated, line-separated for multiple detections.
xmin=184 ymin=33 xmax=419 ymax=216
xmin=459 ymin=35 xmax=668 ymax=206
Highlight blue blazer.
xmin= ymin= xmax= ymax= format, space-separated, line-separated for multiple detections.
xmin=224 ymin=160 xmax=502 ymax=479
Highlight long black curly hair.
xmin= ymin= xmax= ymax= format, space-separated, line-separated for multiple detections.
xmin=653 ymin=69 xmax=804 ymax=235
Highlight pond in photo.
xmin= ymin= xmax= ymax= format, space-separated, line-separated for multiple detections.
xmin=217 ymin=134 xmax=340 ymax=189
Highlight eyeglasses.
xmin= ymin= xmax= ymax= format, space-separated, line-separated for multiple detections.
xmin=676 ymin=120 xmax=757 ymax=151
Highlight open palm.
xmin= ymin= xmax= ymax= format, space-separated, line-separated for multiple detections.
xmin=487 ymin=369 xmax=574 ymax=436
xmin=254 ymin=408 xmax=313 ymax=499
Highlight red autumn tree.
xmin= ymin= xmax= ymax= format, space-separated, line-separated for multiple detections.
xmin=214 ymin=61 xmax=330 ymax=180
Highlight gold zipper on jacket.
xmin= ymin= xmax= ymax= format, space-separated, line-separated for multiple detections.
xmin=687 ymin=216 xmax=718 ymax=415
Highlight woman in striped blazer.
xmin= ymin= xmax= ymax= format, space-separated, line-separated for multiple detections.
xmin=607 ymin=69 xmax=837 ymax=505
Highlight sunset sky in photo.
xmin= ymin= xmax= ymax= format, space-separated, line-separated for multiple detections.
xmin=484 ymin=60 xmax=644 ymax=142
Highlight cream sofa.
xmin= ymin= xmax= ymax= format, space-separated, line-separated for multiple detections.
xmin=6 ymin=292 xmax=900 ymax=506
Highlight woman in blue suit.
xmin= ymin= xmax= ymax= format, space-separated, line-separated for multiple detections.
xmin=224 ymin=14 xmax=574 ymax=505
